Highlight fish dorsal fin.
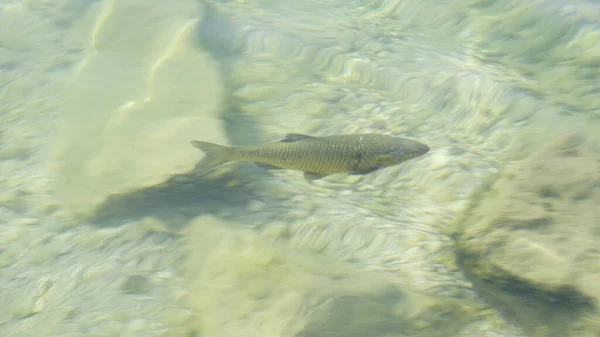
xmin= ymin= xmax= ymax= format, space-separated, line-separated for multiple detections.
xmin=281 ymin=133 xmax=315 ymax=143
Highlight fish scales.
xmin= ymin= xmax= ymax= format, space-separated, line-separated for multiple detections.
xmin=190 ymin=133 xmax=429 ymax=180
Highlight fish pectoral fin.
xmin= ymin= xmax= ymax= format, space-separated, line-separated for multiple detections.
xmin=254 ymin=162 xmax=282 ymax=170
xmin=350 ymin=166 xmax=381 ymax=175
xmin=281 ymin=133 xmax=315 ymax=143
xmin=376 ymin=154 xmax=399 ymax=166
xmin=303 ymin=172 xmax=328 ymax=180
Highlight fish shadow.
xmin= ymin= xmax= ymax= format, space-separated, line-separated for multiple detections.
xmin=89 ymin=166 xmax=271 ymax=230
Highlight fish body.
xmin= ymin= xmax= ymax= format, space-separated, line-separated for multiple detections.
xmin=190 ymin=133 xmax=429 ymax=180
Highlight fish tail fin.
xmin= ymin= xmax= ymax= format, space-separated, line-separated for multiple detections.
xmin=190 ymin=140 xmax=234 ymax=174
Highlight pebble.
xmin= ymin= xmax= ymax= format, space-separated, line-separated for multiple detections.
xmin=0 ymin=145 xmax=31 ymax=159
xmin=341 ymin=174 xmax=363 ymax=184
xmin=262 ymin=223 xmax=288 ymax=238
xmin=371 ymin=118 xmax=387 ymax=129
xmin=363 ymin=201 xmax=392 ymax=216
xmin=138 ymin=217 xmax=170 ymax=234
xmin=246 ymin=200 xmax=266 ymax=213
xmin=13 ymin=217 xmax=40 ymax=226
xmin=233 ymin=84 xmax=277 ymax=101
xmin=0 ymin=249 xmax=16 ymax=267
xmin=162 ymin=307 xmax=194 ymax=327
xmin=429 ymin=151 xmax=449 ymax=171
xmin=34 ymin=201 xmax=61 ymax=215
xmin=7 ymin=294 xmax=37 ymax=319
xmin=0 ymin=191 xmax=24 ymax=210
xmin=88 ymin=320 xmax=124 ymax=337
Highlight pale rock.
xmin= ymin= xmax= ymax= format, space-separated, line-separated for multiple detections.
xmin=54 ymin=0 xmax=226 ymax=219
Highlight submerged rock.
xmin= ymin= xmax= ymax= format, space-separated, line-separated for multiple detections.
xmin=184 ymin=215 xmax=477 ymax=337
xmin=456 ymin=129 xmax=600 ymax=335
xmin=54 ymin=0 xmax=227 ymax=220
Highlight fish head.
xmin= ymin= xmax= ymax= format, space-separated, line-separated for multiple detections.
xmin=376 ymin=138 xmax=430 ymax=166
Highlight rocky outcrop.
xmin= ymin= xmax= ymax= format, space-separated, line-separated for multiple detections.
xmin=54 ymin=0 xmax=227 ymax=220
xmin=185 ymin=215 xmax=477 ymax=337
xmin=456 ymin=130 xmax=600 ymax=335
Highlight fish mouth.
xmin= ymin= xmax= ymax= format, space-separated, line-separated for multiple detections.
xmin=409 ymin=141 xmax=429 ymax=157
xmin=418 ymin=143 xmax=430 ymax=155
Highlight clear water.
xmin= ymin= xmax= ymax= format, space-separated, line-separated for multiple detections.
xmin=0 ymin=0 xmax=599 ymax=336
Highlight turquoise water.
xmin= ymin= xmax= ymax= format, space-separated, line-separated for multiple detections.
xmin=0 ymin=0 xmax=599 ymax=336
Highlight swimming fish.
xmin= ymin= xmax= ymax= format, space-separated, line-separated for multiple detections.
xmin=190 ymin=133 xmax=429 ymax=180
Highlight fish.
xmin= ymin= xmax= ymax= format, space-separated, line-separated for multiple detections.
xmin=190 ymin=133 xmax=429 ymax=180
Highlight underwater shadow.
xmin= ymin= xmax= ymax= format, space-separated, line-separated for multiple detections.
xmin=455 ymin=251 xmax=594 ymax=337
xmin=89 ymin=167 xmax=271 ymax=230
xmin=193 ymin=3 xmax=266 ymax=146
